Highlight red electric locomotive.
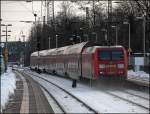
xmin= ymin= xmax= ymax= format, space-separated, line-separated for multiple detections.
xmin=30 ymin=42 xmax=128 ymax=80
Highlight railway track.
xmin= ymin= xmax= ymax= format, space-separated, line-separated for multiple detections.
xmin=20 ymin=70 xmax=98 ymax=113
xmin=104 ymin=91 xmax=149 ymax=111
xmin=15 ymin=71 xmax=56 ymax=113
xmin=21 ymin=69 xmax=149 ymax=113
xmin=123 ymin=90 xmax=149 ymax=101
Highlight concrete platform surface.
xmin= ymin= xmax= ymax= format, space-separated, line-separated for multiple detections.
xmin=2 ymin=70 xmax=53 ymax=113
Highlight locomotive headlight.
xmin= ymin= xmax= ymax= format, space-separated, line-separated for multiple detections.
xmin=117 ymin=64 xmax=124 ymax=68
xmin=99 ymin=64 xmax=105 ymax=68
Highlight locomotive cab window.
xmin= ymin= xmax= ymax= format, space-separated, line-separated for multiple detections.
xmin=112 ymin=51 xmax=123 ymax=60
xmin=98 ymin=50 xmax=123 ymax=60
xmin=98 ymin=51 xmax=111 ymax=60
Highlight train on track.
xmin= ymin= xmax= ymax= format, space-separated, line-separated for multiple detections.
xmin=30 ymin=42 xmax=128 ymax=80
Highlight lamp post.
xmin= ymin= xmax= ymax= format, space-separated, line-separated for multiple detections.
xmin=136 ymin=16 xmax=146 ymax=65
xmin=49 ymin=37 xmax=51 ymax=49
xmin=123 ymin=21 xmax=131 ymax=51
xmin=101 ymin=29 xmax=107 ymax=41
xmin=22 ymin=35 xmax=26 ymax=66
xmin=56 ymin=35 xmax=58 ymax=48
xmin=70 ymin=37 xmax=74 ymax=45
xmin=83 ymin=34 xmax=89 ymax=42
xmin=80 ymin=27 xmax=89 ymax=42
xmin=111 ymin=25 xmax=118 ymax=45
xmin=1 ymin=24 xmax=12 ymax=72
xmin=77 ymin=36 xmax=81 ymax=43
xmin=92 ymin=32 xmax=97 ymax=43
xmin=34 ymin=13 xmax=38 ymax=52
xmin=34 ymin=13 xmax=40 ymax=70
xmin=123 ymin=21 xmax=131 ymax=65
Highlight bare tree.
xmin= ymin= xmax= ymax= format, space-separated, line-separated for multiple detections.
xmin=116 ymin=0 xmax=150 ymax=18
xmin=59 ymin=1 xmax=75 ymax=19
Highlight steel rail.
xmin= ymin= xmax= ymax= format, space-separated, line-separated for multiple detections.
xmin=18 ymin=71 xmax=66 ymax=113
xmin=104 ymin=91 xmax=149 ymax=110
xmin=123 ymin=90 xmax=149 ymax=101
xmin=24 ymin=71 xmax=98 ymax=113
xmin=23 ymin=69 xmax=149 ymax=112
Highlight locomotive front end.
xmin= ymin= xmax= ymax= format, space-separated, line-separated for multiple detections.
xmin=94 ymin=46 xmax=128 ymax=79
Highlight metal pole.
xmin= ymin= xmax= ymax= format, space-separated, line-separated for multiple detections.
xmin=87 ymin=35 xmax=89 ymax=42
xmin=129 ymin=23 xmax=131 ymax=65
xmin=41 ymin=0 xmax=42 ymax=20
xmin=34 ymin=14 xmax=37 ymax=51
xmin=34 ymin=14 xmax=39 ymax=69
xmin=86 ymin=7 xmax=89 ymax=28
xmin=116 ymin=26 xmax=118 ymax=45
xmin=0 ymin=19 xmax=1 ymax=44
xmin=6 ymin=25 xmax=8 ymax=48
xmin=49 ymin=37 xmax=51 ymax=48
xmin=23 ymin=35 xmax=25 ymax=66
xmin=143 ymin=16 xmax=146 ymax=65
xmin=5 ymin=25 xmax=8 ymax=72
xmin=52 ymin=1 xmax=55 ymax=22
xmin=77 ymin=36 xmax=81 ymax=43
xmin=84 ymin=34 xmax=88 ymax=42
xmin=96 ymin=33 xmax=97 ymax=42
xmin=47 ymin=1 xmax=49 ymax=24
xmin=56 ymin=35 xmax=58 ymax=48
xmin=93 ymin=32 xmax=97 ymax=43
xmin=105 ymin=30 xmax=107 ymax=41
xmin=129 ymin=23 xmax=130 ymax=49
xmin=93 ymin=0 xmax=95 ymax=25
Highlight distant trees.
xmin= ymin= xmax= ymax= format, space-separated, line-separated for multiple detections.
xmin=115 ymin=0 xmax=150 ymax=52
xmin=28 ymin=0 xmax=150 ymax=54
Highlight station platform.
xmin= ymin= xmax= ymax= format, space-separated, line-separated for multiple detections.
xmin=127 ymin=77 xmax=149 ymax=87
xmin=2 ymin=70 xmax=53 ymax=113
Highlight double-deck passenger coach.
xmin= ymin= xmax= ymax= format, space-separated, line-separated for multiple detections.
xmin=30 ymin=42 xmax=128 ymax=80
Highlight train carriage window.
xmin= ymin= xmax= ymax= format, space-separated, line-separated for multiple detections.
xmin=112 ymin=51 xmax=123 ymax=60
xmin=98 ymin=51 xmax=111 ymax=60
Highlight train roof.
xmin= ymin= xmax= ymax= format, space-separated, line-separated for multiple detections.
xmin=39 ymin=50 xmax=48 ymax=56
xmin=83 ymin=45 xmax=124 ymax=54
xmin=64 ymin=42 xmax=88 ymax=54
xmin=31 ymin=50 xmax=48 ymax=56
xmin=31 ymin=42 xmax=88 ymax=56
xmin=31 ymin=51 xmax=38 ymax=56
xmin=31 ymin=42 xmax=124 ymax=57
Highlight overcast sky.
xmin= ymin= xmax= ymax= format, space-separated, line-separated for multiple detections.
xmin=1 ymin=1 xmax=61 ymax=42
xmin=1 ymin=1 xmax=117 ymax=42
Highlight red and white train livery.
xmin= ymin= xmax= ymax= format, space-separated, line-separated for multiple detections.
xmin=30 ymin=42 xmax=128 ymax=80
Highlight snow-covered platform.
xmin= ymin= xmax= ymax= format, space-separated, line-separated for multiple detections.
xmin=1 ymin=68 xmax=53 ymax=113
xmin=1 ymin=68 xmax=16 ymax=112
xmin=127 ymin=70 xmax=149 ymax=87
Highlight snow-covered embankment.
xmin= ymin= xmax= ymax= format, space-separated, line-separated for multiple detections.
xmin=1 ymin=68 xmax=16 ymax=112
xmin=128 ymin=70 xmax=149 ymax=80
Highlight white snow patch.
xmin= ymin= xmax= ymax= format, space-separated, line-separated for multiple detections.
xmin=1 ymin=67 xmax=16 ymax=112
xmin=128 ymin=70 xmax=149 ymax=80
xmin=26 ymin=70 xmax=149 ymax=113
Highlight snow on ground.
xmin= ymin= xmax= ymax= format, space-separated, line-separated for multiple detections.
xmin=128 ymin=70 xmax=149 ymax=80
xmin=34 ymin=76 xmax=93 ymax=113
xmin=1 ymin=67 xmax=16 ymax=112
xmin=27 ymin=70 xmax=149 ymax=113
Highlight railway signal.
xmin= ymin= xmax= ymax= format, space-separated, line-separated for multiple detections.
xmin=128 ymin=48 xmax=132 ymax=53
xmin=3 ymin=48 xmax=8 ymax=62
